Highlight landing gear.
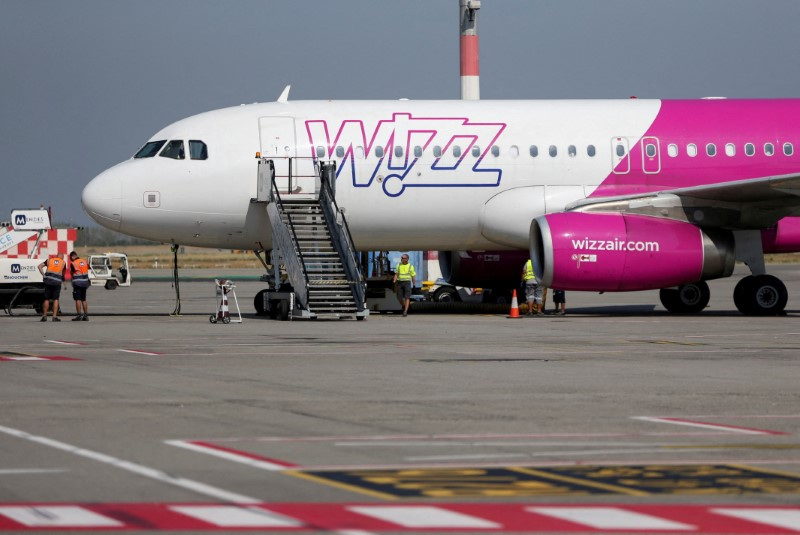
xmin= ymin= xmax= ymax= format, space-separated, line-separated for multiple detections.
xmin=733 ymin=275 xmax=788 ymax=316
xmin=659 ymin=281 xmax=710 ymax=313
xmin=254 ymin=289 xmax=267 ymax=315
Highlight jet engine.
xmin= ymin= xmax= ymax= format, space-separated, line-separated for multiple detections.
xmin=530 ymin=212 xmax=735 ymax=292
xmin=762 ymin=217 xmax=800 ymax=253
xmin=438 ymin=250 xmax=529 ymax=289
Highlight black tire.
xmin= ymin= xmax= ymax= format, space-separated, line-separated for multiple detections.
xmin=105 ymin=279 xmax=118 ymax=290
xmin=209 ymin=314 xmax=217 ymax=324
xmin=433 ymin=286 xmax=460 ymax=303
xmin=278 ymin=299 xmax=290 ymax=321
xmin=735 ymin=274 xmax=787 ymax=316
xmin=254 ymin=290 xmax=267 ymax=315
xmin=660 ymin=281 xmax=710 ymax=313
xmin=222 ymin=316 xmax=231 ymax=324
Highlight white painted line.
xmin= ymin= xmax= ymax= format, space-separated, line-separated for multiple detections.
xmin=529 ymin=507 xmax=694 ymax=530
xmin=348 ymin=506 xmax=500 ymax=528
xmin=0 ymin=468 xmax=67 ymax=475
xmin=0 ymin=425 xmax=259 ymax=504
xmin=165 ymin=440 xmax=291 ymax=471
xmin=44 ymin=340 xmax=84 ymax=346
xmin=712 ymin=508 xmax=800 ymax=531
xmin=632 ymin=416 xmax=782 ymax=435
xmin=117 ymin=349 xmax=161 ymax=356
xmin=0 ymin=506 xmax=122 ymax=527
xmin=3 ymin=356 xmax=47 ymax=361
xmin=169 ymin=505 xmax=302 ymax=528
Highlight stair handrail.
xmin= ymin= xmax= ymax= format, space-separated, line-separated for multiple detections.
xmin=261 ymin=158 xmax=310 ymax=306
xmin=317 ymin=161 xmax=366 ymax=310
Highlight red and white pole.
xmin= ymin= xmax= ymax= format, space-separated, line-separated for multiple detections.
xmin=459 ymin=0 xmax=480 ymax=100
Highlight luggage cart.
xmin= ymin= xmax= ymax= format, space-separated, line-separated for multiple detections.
xmin=210 ymin=279 xmax=242 ymax=324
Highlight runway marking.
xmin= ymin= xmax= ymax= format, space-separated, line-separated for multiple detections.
xmin=0 ymin=355 xmax=78 ymax=362
xmin=632 ymin=416 xmax=788 ymax=435
xmin=0 ymin=469 xmax=67 ymax=475
xmin=117 ymin=349 xmax=163 ymax=356
xmin=0 ymin=425 xmax=259 ymax=504
xmin=43 ymin=340 xmax=86 ymax=346
xmin=1 ymin=503 xmax=798 ymax=532
xmin=165 ymin=440 xmax=297 ymax=471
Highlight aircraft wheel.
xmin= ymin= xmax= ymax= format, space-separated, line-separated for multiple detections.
xmin=734 ymin=274 xmax=787 ymax=316
xmin=278 ymin=299 xmax=290 ymax=321
xmin=659 ymin=281 xmax=710 ymax=313
xmin=253 ymin=290 xmax=267 ymax=315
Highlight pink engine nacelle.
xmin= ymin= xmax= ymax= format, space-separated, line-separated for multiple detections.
xmin=438 ymin=250 xmax=529 ymax=289
xmin=530 ymin=212 xmax=735 ymax=292
xmin=762 ymin=217 xmax=800 ymax=253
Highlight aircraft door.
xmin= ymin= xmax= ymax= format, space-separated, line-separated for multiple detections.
xmin=259 ymin=116 xmax=300 ymax=193
xmin=610 ymin=136 xmax=630 ymax=174
xmin=641 ymin=136 xmax=661 ymax=174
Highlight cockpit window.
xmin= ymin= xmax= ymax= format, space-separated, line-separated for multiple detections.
xmin=189 ymin=140 xmax=208 ymax=160
xmin=134 ymin=140 xmax=166 ymax=158
xmin=160 ymin=140 xmax=185 ymax=160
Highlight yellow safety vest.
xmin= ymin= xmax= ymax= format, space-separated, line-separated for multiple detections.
xmin=396 ymin=262 xmax=416 ymax=282
xmin=523 ymin=259 xmax=536 ymax=282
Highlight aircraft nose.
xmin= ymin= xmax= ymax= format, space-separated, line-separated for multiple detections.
xmin=82 ymin=169 xmax=122 ymax=230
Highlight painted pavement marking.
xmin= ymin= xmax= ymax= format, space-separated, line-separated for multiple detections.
xmin=633 ymin=416 xmax=788 ymax=435
xmin=528 ymin=506 xmax=694 ymax=530
xmin=165 ymin=440 xmax=298 ymax=471
xmin=168 ymin=505 xmax=302 ymax=528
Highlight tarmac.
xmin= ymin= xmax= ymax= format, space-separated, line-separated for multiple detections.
xmin=0 ymin=264 xmax=799 ymax=532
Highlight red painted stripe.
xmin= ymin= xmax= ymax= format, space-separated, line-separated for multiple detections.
xmin=0 ymin=356 xmax=79 ymax=362
xmin=0 ymin=503 xmax=797 ymax=532
xmin=189 ymin=441 xmax=299 ymax=468
xmin=460 ymin=35 xmax=479 ymax=76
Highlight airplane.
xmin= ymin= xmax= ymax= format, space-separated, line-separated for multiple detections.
xmin=82 ymin=90 xmax=800 ymax=316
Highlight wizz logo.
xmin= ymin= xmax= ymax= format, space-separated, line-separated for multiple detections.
xmin=305 ymin=113 xmax=506 ymax=197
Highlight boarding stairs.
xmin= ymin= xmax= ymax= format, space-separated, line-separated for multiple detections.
xmin=254 ymin=157 xmax=367 ymax=319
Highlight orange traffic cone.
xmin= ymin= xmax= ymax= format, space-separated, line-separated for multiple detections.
xmin=507 ymin=289 xmax=521 ymax=318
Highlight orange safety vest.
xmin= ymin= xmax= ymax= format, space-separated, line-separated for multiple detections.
xmin=43 ymin=257 xmax=65 ymax=285
xmin=71 ymin=258 xmax=90 ymax=287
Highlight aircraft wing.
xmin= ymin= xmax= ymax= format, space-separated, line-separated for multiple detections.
xmin=569 ymin=173 xmax=800 ymax=228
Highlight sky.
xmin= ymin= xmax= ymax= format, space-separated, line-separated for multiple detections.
xmin=2 ymin=0 xmax=800 ymax=226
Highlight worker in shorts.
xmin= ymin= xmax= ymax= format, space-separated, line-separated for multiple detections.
xmin=392 ymin=253 xmax=416 ymax=317
xmin=552 ymin=289 xmax=566 ymax=315
xmin=522 ymin=258 xmax=542 ymax=316
xmin=38 ymin=255 xmax=66 ymax=322
xmin=69 ymin=251 xmax=91 ymax=321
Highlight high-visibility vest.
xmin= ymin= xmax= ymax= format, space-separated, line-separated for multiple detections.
xmin=44 ymin=257 xmax=65 ymax=285
xmin=71 ymin=258 xmax=90 ymax=287
xmin=523 ymin=259 xmax=536 ymax=282
xmin=396 ymin=262 xmax=416 ymax=282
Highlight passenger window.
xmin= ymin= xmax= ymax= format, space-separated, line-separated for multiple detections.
xmin=433 ymin=146 xmax=442 ymax=158
xmin=471 ymin=145 xmax=481 ymax=157
xmin=375 ymin=146 xmax=384 ymax=158
xmin=529 ymin=145 xmax=539 ymax=157
xmin=414 ymin=146 xmax=422 ymax=158
xmin=784 ymin=142 xmax=794 ymax=156
xmin=764 ymin=143 xmax=775 ymax=156
xmin=549 ymin=145 xmax=558 ymax=157
xmin=687 ymin=143 xmax=697 ymax=157
xmin=453 ymin=145 xmax=462 ymax=157
xmin=706 ymin=143 xmax=717 ymax=157
xmin=510 ymin=145 xmax=519 ymax=158
xmin=316 ymin=145 xmax=325 ymax=158
xmin=615 ymin=144 xmax=625 ymax=157
xmin=745 ymin=143 xmax=755 ymax=156
xmin=189 ymin=140 xmax=208 ymax=160
xmin=135 ymin=140 xmax=166 ymax=158
xmin=335 ymin=146 xmax=345 ymax=158
xmin=645 ymin=144 xmax=657 ymax=157
xmin=667 ymin=144 xmax=678 ymax=157
xmin=356 ymin=146 xmax=365 ymax=159
xmin=725 ymin=143 xmax=735 ymax=157
xmin=568 ymin=145 xmax=577 ymax=157
xmin=587 ymin=145 xmax=596 ymax=157
xmin=491 ymin=145 xmax=500 ymax=157
xmin=160 ymin=140 xmax=185 ymax=160
xmin=394 ymin=146 xmax=403 ymax=158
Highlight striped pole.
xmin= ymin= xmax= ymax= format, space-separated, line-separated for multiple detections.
xmin=459 ymin=0 xmax=480 ymax=100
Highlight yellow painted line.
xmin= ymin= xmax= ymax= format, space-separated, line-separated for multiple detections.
xmin=282 ymin=470 xmax=398 ymax=500
xmin=508 ymin=466 xmax=650 ymax=497
xmin=727 ymin=463 xmax=800 ymax=478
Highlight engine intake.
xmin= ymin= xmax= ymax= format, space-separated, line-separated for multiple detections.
xmin=530 ymin=212 xmax=734 ymax=291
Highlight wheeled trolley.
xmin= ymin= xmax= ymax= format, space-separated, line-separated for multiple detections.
xmin=210 ymin=278 xmax=242 ymax=324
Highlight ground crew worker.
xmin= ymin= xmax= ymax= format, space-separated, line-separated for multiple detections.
xmin=522 ymin=258 xmax=542 ymax=316
xmin=69 ymin=251 xmax=90 ymax=321
xmin=38 ymin=255 xmax=66 ymax=322
xmin=392 ymin=253 xmax=416 ymax=317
